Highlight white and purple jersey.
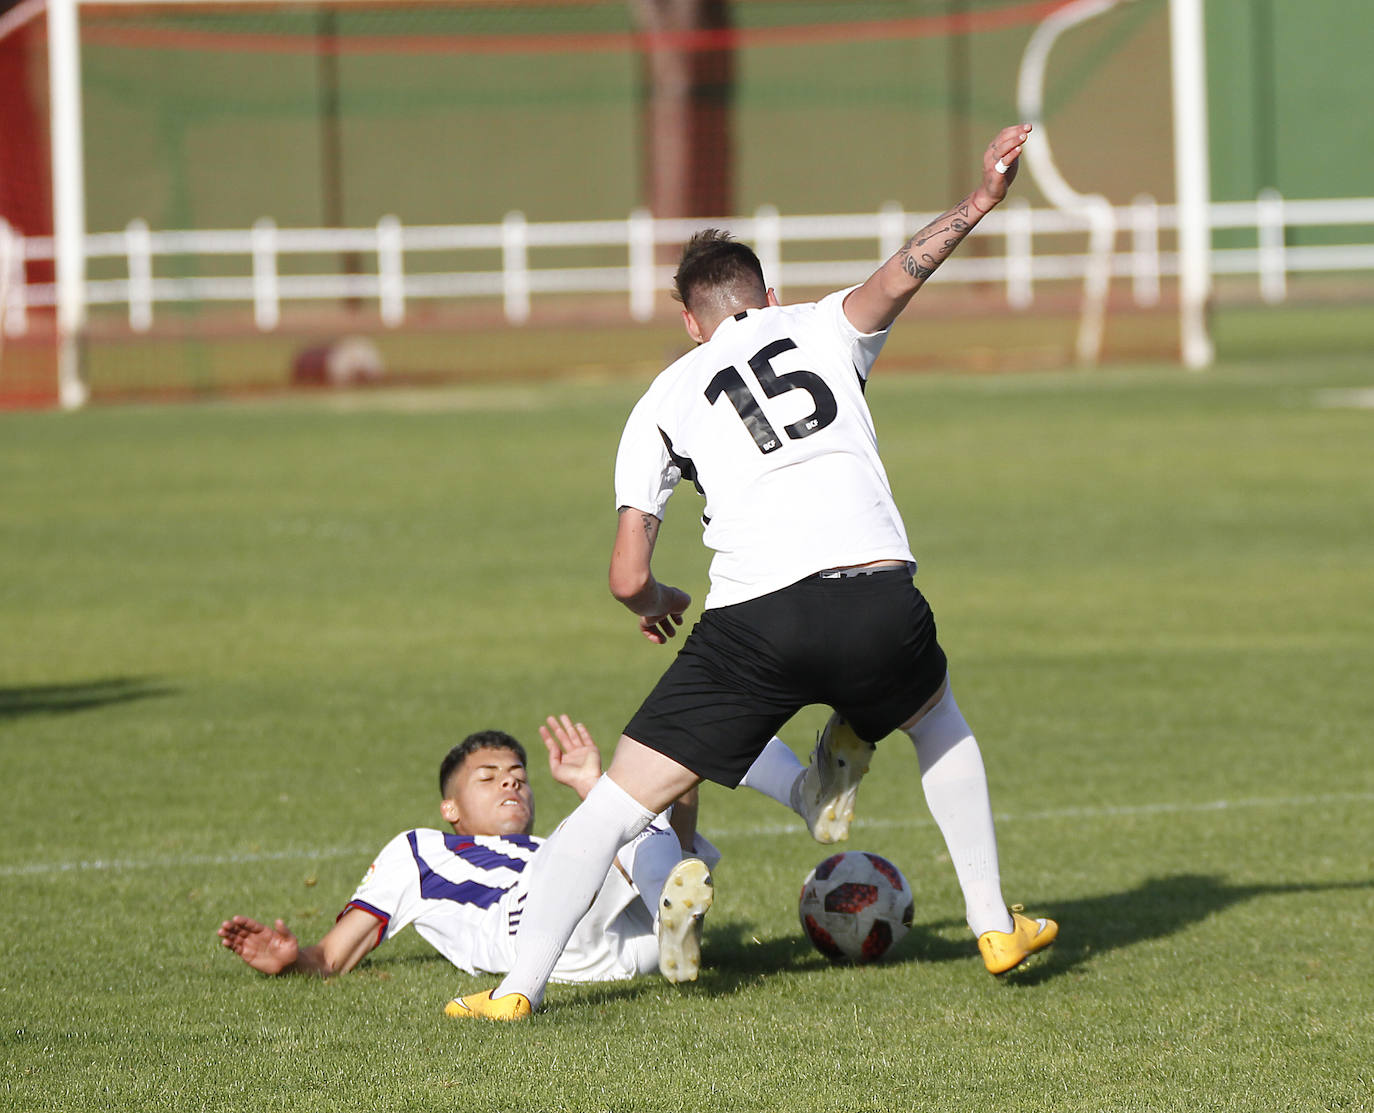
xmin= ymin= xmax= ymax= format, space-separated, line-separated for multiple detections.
xmin=344 ymin=828 xmax=655 ymax=984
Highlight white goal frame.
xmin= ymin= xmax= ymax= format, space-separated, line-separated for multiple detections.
xmin=1017 ymin=0 xmax=1213 ymax=369
xmin=33 ymin=0 xmax=1219 ymax=407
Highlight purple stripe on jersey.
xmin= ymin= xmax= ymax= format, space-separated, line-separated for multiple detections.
xmin=443 ymin=832 xmax=538 ymax=851
xmin=441 ymin=833 xmax=537 ymax=873
xmin=407 ymin=831 xmax=519 ymax=910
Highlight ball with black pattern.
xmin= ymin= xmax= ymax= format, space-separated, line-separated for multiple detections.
xmin=798 ymin=851 xmax=914 ymax=963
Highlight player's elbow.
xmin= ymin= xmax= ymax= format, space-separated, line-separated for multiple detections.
xmin=608 ymin=564 xmax=652 ymax=606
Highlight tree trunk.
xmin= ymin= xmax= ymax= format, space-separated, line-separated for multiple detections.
xmin=633 ymin=0 xmax=734 ymax=221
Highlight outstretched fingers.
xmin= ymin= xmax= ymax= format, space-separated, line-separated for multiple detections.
xmin=218 ymin=914 xmax=264 ymax=949
xmin=218 ymin=916 xmax=299 ymax=974
xmin=990 ymin=123 xmax=1032 ymax=174
xmin=974 ymin=123 xmax=1032 ymax=212
xmin=541 ymin=714 xmax=594 ymax=760
xmin=542 ymin=713 xmax=602 ymax=792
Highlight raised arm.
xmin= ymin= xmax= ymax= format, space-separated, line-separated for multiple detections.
xmin=217 ymin=907 xmax=381 ymax=978
xmin=540 ymin=713 xmax=603 ymax=800
xmin=609 ymin=506 xmax=692 ymax=644
xmin=542 ymin=712 xmax=698 ymax=849
xmin=843 ymin=123 xmax=1032 ymax=335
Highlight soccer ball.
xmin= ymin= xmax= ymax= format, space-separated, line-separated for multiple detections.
xmin=798 ymin=851 xmax=914 ymax=963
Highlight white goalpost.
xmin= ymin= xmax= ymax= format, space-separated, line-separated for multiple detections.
xmin=1167 ymin=0 xmax=1215 ymax=369
xmin=47 ymin=0 xmax=89 ymax=408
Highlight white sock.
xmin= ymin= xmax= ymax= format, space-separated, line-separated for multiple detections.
xmin=904 ymin=686 xmax=1014 ymax=937
xmin=739 ymin=735 xmax=805 ymax=812
xmin=619 ymin=821 xmax=684 ymax=926
xmin=493 ymin=775 xmax=654 ymax=1007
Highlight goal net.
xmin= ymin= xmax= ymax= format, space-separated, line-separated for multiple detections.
xmin=3 ymin=0 xmax=1369 ymax=405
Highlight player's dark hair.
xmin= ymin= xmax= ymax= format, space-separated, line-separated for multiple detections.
xmin=438 ymin=730 xmax=528 ymax=797
xmin=673 ymin=229 xmax=767 ymax=315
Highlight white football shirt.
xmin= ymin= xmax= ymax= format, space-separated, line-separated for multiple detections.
xmin=345 ymin=828 xmax=653 ymax=984
xmin=614 ymin=286 xmax=915 ymax=609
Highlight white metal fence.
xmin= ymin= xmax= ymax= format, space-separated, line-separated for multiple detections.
xmin=4 ymin=193 xmax=1374 ymax=341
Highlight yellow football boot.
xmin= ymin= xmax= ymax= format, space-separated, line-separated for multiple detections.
xmin=444 ymin=988 xmax=533 ymax=1022
xmin=978 ymin=911 xmax=1059 ymax=975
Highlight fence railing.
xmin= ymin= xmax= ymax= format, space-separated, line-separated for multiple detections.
xmin=4 ymin=193 xmax=1374 ymax=340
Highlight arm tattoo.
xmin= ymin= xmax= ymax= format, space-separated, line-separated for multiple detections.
xmin=899 ymin=249 xmax=936 ymax=281
xmin=618 ymin=505 xmax=661 ymax=546
xmin=897 ymin=199 xmax=979 ymax=285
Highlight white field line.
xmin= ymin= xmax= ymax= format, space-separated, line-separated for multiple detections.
xmin=1313 ymin=388 xmax=1374 ymax=409
xmin=5 ymin=790 xmax=1371 ymax=879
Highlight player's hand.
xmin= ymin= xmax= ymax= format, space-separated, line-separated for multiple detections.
xmin=638 ymin=585 xmax=691 ymax=644
xmin=972 ymin=123 xmax=1032 ymax=213
xmin=218 ymin=915 xmax=300 ymax=975
xmin=541 ymin=714 xmax=603 ymax=798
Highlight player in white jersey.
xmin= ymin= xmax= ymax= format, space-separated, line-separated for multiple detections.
xmin=455 ymin=124 xmax=1058 ymax=1021
xmin=614 ymin=287 xmax=912 ymax=610
xmin=220 ymin=716 xmax=721 ymax=986
xmin=219 ymin=715 xmax=813 ymax=993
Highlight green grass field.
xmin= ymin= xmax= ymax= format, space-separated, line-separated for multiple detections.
xmin=3 ymin=352 xmax=1372 ymax=1112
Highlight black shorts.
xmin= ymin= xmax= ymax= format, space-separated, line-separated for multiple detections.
xmin=623 ymin=568 xmax=948 ymax=787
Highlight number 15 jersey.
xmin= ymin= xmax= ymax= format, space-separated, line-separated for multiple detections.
xmin=614 ymin=286 xmax=917 ymax=610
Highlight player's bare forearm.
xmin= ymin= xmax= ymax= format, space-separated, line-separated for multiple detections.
xmin=844 ymin=123 xmax=1032 ymax=334
xmin=219 ymin=909 xmax=378 ymax=978
xmin=609 ymin=507 xmax=660 ymax=603
xmin=610 ymin=507 xmax=691 ymax=643
xmin=251 ymin=943 xmax=348 ymax=978
xmin=284 ymin=943 xmax=335 ymax=977
xmin=873 ymin=197 xmax=985 ymax=314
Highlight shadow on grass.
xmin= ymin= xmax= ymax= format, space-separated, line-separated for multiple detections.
xmin=0 ymin=677 xmax=176 ymax=721
xmin=999 ymin=873 xmax=1374 ymax=987
xmin=539 ymin=918 xmax=965 ymax=1015
xmin=540 ymin=873 xmax=1374 ymax=1011
xmin=699 ymin=912 xmax=1025 ymax=979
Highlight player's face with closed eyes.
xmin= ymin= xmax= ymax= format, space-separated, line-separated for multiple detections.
xmin=441 ymin=747 xmax=534 ymax=836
